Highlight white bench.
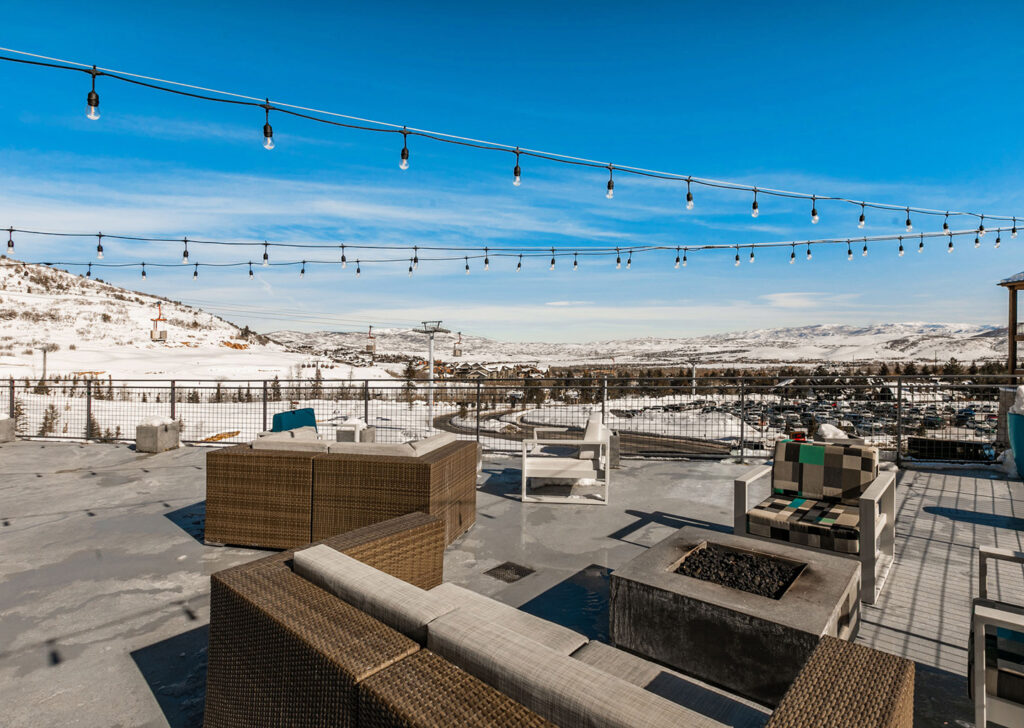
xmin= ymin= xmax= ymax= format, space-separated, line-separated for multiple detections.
xmin=521 ymin=412 xmax=610 ymax=505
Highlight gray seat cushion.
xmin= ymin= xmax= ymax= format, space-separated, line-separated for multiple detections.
xmin=427 ymin=607 xmax=714 ymax=728
xmin=252 ymin=438 xmax=330 ymax=453
xmin=429 ymin=582 xmax=587 ymax=655
xmin=325 ymin=442 xmax=416 ymax=456
xmin=293 ymin=544 xmax=457 ymax=643
xmin=571 ymin=641 xmax=769 ymax=727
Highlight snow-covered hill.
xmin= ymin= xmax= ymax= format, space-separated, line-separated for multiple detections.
xmin=270 ymin=322 xmax=1005 ymax=368
xmin=0 ymin=258 xmax=392 ymax=380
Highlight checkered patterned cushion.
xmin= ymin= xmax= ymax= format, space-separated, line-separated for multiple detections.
xmin=747 ymin=494 xmax=860 ymax=554
xmin=772 ymin=440 xmax=879 ymax=506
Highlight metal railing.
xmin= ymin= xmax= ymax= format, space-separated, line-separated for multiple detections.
xmin=1 ymin=374 xmax=1013 ymax=463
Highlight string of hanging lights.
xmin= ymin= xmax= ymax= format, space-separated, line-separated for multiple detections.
xmin=1 ymin=46 xmax=1022 ymax=229
xmin=4 ymin=226 xmax=1016 ymax=280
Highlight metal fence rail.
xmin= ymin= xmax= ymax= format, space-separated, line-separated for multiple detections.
xmin=2 ymin=375 xmax=1014 ymax=463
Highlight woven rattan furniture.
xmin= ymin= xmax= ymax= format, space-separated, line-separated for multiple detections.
xmin=204 ymin=438 xmax=477 ymax=549
xmin=205 ymin=512 xmax=553 ymax=728
xmin=766 ymin=635 xmax=914 ymax=728
xmin=734 ymin=440 xmax=896 ymax=604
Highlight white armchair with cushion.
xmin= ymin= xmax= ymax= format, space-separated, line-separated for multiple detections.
xmin=521 ymin=411 xmax=610 ymax=504
xmin=971 ymin=545 xmax=1024 ymax=728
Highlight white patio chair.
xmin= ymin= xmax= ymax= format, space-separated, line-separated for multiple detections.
xmin=972 ymin=545 xmax=1024 ymax=727
xmin=521 ymin=412 xmax=610 ymax=505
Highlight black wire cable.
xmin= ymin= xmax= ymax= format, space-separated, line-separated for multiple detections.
xmin=1 ymin=51 xmax=1021 ymax=224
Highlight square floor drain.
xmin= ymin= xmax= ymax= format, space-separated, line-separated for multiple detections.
xmin=484 ymin=562 xmax=535 ymax=583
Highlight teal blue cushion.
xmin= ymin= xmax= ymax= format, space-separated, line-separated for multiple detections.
xmin=271 ymin=408 xmax=317 ymax=432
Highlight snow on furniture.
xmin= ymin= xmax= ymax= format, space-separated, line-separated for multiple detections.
xmin=135 ymin=418 xmax=180 ymax=453
xmin=734 ymin=440 xmax=896 ymax=605
xmin=970 ymin=545 xmax=1024 ymax=728
xmin=521 ymin=411 xmax=611 ymax=505
xmin=0 ymin=415 xmax=14 ymax=443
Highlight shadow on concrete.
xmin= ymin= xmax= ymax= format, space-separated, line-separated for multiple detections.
xmin=518 ymin=564 xmax=611 ymax=642
xmin=477 ymin=466 xmax=524 ymax=501
xmin=130 ymin=625 xmax=208 ymax=728
xmin=609 ymin=509 xmax=731 ymax=546
xmin=923 ymin=505 xmax=1024 ymax=531
xmin=913 ymin=662 xmax=973 ymax=727
xmin=165 ymin=501 xmax=207 ymax=544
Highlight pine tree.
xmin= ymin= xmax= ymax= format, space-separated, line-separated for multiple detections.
xmin=310 ymin=368 xmax=324 ymax=399
xmin=37 ymin=404 xmax=60 ymax=436
xmin=270 ymin=376 xmax=282 ymax=402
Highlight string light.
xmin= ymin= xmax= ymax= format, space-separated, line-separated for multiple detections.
xmin=898 ymin=237 xmax=904 ymax=257
xmin=86 ymin=66 xmax=99 ymax=120
xmin=399 ymin=128 xmax=409 ymax=170
xmin=734 ymin=247 xmax=741 ymax=266
xmin=918 ymin=236 xmax=923 ymax=253
xmin=674 ymin=247 xmax=680 ymax=269
xmin=943 ymin=212 xmax=949 ymax=233
xmin=262 ymin=99 xmax=274 ymax=150
xmin=464 ymin=256 xmax=470 ymax=274
xmin=513 ymin=148 xmax=521 ymax=187
xmin=626 ymin=250 xmax=632 ymax=270
xmin=1013 ymin=218 xmax=1018 ymax=239
xmin=3 ymin=50 xmax=1023 ymax=233
xmin=846 ymin=241 xmax=852 ymax=260
xmin=995 ymin=232 xmax=1001 ymax=249
xmin=858 ymin=203 xmax=866 ymax=229
xmin=340 ymin=245 xmax=347 ymax=269
xmin=407 ymin=258 xmax=412 ymax=277
xmin=516 ymin=254 xmax=522 ymax=272
xmin=974 ymin=234 xmax=981 ymax=248
xmin=549 ymin=247 xmax=556 ymax=270
xmin=605 ymin=166 xmax=614 ymax=199
xmin=978 ymin=215 xmax=986 ymax=237
xmin=810 ymin=196 xmax=819 ymax=224
xmin=484 ymin=247 xmax=490 ymax=271
xmin=948 ymin=238 xmax=954 ymax=253
xmin=413 ymin=246 xmax=419 ymax=269
xmin=181 ymin=237 xmax=189 ymax=264
xmin=301 ymin=260 xmax=306 ymax=278
xmin=248 ymin=262 xmax=254 ymax=279
xmin=6 ymin=228 xmax=12 ymax=254
xmin=862 ymin=240 xmax=868 ymax=257
xmin=790 ymin=244 xmax=795 ymax=264
xmin=356 ymin=259 xmax=361 ymax=277
xmin=806 ymin=243 xmax=812 ymax=261
xmin=141 ymin=262 xmax=146 ymax=279
xmin=749 ymin=246 xmax=755 ymax=264
xmin=193 ymin=262 xmax=198 ymax=280
xmin=96 ymin=233 xmax=103 ymax=260
xmin=616 ymin=247 xmax=621 ymax=270
xmin=86 ymin=262 xmax=91 ymax=277
xmin=682 ymin=249 xmax=687 ymax=267
xmin=573 ymin=252 xmax=578 ymax=271
xmin=751 ymin=189 xmax=759 ymax=218
xmin=262 ymin=242 xmax=269 ymax=266
xmin=904 ymin=207 xmax=912 ymax=232
xmin=685 ymin=178 xmax=694 ymax=210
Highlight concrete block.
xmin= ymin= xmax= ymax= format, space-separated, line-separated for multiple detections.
xmin=336 ymin=425 xmax=376 ymax=443
xmin=0 ymin=417 xmax=14 ymax=442
xmin=609 ymin=431 xmax=621 ymax=468
xmin=135 ymin=421 xmax=180 ymax=453
xmin=609 ymin=526 xmax=860 ymax=707
xmin=361 ymin=426 xmax=376 ymax=443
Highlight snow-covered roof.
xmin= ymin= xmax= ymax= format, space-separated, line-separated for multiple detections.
xmin=1000 ymin=271 xmax=1024 ymax=285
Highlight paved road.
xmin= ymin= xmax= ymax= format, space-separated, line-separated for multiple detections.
xmin=434 ymin=408 xmax=730 ymax=457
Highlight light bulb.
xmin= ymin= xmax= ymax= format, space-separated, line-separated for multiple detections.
xmin=995 ymin=234 xmax=1001 ymax=249
xmin=975 ymin=235 xmax=980 ymax=248
xmin=262 ymin=255 xmax=269 ymax=267
xmin=858 ymin=205 xmax=866 ymax=229
xmin=810 ymin=197 xmax=819 ymax=224
xmin=141 ymin=264 xmax=146 ymax=280
xmin=862 ymin=243 xmax=868 ymax=257
xmin=550 ymin=255 xmax=556 ymax=271
xmin=400 ymin=147 xmax=409 ymax=170
xmin=751 ymin=199 xmax=759 ymax=218
xmin=682 ymin=252 xmax=687 ymax=267
xmin=616 ymin=249 xmax=621 ymax=269
xmin=356 ymin=262 xmax=361 ymax=277
xmin=847 ymin=245 xmax=853 ymax=261
xmin=513 ymin=163 xmax=521 ymax=187
xmin=948 ymin=240 xmax=954 ymax=253
xmin=734 ymin=252 xmax=740 ymax=266
xmin=674 ymin=252 xmax=680 ymax=269
xmin=918 ymin=239 xmax=924 ymax=253
xmin=86 ymin=90 xmax=100 ymax=120
xmin=407 ymin=263 xmax=412 ymax=277
xmin=626 ymin=253 xmax=631 ymax=270
xmin=806 ymin=247 xmax=812 ymax=261
xmin=943 ymin=214 xmax=949 ymax=233
xmin=86 ymin=264 xmax=91 ymax=278
xmin=685 ymin=180 xmax=694 ymax=210
xmin=484 ymin=259 xmax=490 ymax=271
xmin=979 ymin=217 xmax=986 ymax=236
xmin=249 ymin=265 xmax=254 ymax=279
xmin=606 ymin=179 xmax=614 ymax=200
xmin=898 ymin=243 xmax=904 ymax=257
xmin=465 ymin=258 xmax=470 ymax=275
xmin=341 ymin=248 xmax=347 ymax=269
xmin=905 ymin=209 xmax=912 ymax=232
xmin=96 ymin=241 xmax=104 ymax=260
xmin=263 ymin=122 xmax=274 ymax=150
xmin=516 ymin=255 xmax=522 ymax=272
xmin=193 ymin=265 xmax=198 ymax=280
xmin=1012 ymin=220 xmax=1018 ymax=239
xmin=789 ymin=249 xmax=795 ymax=264
xmin=573 ymin=254 xmax=578 ymax=271
xmin=749 ymin=249 xmax=755 ymax=264
xmin=182 ymin=246 xmax=189 ymax=265
xmin=301 ymin=264 xmax=306 ymax=278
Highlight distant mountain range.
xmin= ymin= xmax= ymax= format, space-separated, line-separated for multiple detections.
xmin=268 ymin=322 xmax=1006 ymax=368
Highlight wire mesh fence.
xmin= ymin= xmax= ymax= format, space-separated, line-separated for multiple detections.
xmin=2 ymin=374 xmax=1014 ymax=463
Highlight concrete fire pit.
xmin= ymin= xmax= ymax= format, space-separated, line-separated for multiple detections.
xmin=610 ymin=526 xmax=860 ymax=706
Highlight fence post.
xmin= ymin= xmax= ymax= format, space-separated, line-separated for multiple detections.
xmin=896 ymin=376 xmax=903 ymax=467
xmin=85 ymin=379 xmax=92 ymax=440
xmin=262 ymin=381 xmax=268 ymax=432
xmin=475 ymin=380 xmax=482 ymax=443
xmin=602 ymin=376 xmax=608 ymax=422
xmin=169 ymin=380 xmax=176 ymax=420
xmin=363 ymin=381 xmax=370 ymax=423
xmin=738 ymin=377 xmax=746 ymax=464
xmin=8 ymin=378 xmax=13 ymax=419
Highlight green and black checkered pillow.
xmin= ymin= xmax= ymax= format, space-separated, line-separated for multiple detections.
xmin=772 ymin=440 xmax=878 ymax=506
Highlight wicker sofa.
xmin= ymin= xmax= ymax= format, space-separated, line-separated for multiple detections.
xmin=206 ymin=512 xmax=915 ymax=728
xmin=205 ymin=432 xmax=477 ymax=549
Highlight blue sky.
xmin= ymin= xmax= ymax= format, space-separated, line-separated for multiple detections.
xmin=1 ymin=1 xmax=1023 ymax=342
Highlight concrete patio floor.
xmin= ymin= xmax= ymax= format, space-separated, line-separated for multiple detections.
xmin=1 ymin=440 xmax=1020 ymax=727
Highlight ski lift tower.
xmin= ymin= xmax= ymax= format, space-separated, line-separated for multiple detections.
xmin=413 ymin=320 xmax=450 ymax=430
xmin=150 ymin=303 xmax=167 ymax=343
